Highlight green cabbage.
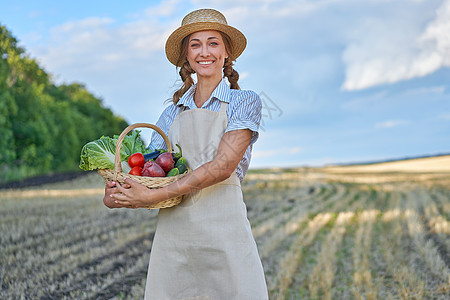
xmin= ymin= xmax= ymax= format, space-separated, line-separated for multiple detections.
xmin=79 ymin=130 xmax=151 ymax=172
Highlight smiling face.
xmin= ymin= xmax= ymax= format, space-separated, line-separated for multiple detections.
xmin=186 ymin=30 xmax=229 ymax=80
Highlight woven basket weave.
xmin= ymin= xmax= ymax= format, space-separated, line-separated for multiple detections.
xmin=98 ymin=123 xmax=190 ymax=209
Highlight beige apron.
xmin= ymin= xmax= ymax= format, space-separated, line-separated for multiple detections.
xmin=144 ymin=102 xmax=268 ymax=300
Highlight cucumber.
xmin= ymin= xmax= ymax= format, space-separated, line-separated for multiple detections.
xmin=175 ymin=157 xmax=187 ymax=173
xmin=167 ymin=168 xmax=179 ymax=177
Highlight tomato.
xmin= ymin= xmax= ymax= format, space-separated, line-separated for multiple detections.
xmin=129 ymin=166 xmax=143 ymax=176
xmin=128 ymin=153 xmax=145 ymax=168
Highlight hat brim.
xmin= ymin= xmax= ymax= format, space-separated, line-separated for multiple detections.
xmin=165 ymin=22 xmax=247 ymax=67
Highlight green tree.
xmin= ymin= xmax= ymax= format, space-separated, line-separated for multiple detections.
xmin=0 ymin=24 xmax=128 ymax=183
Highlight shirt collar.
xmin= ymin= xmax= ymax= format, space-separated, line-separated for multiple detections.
xmin=177 ymin=78 xmax=231 ymax=109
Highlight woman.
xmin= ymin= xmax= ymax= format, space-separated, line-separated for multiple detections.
xmin=104 ymin=8 xmax=268 ymax=300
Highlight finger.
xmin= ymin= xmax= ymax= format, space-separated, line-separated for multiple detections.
xmin=123 ymin=177 xmax=140 ymax=187
xmin=111 ymin=192 xmax=128 ymax=201
xmin=114 ymin=183 xmax=129 ymax=194
xmin=114 ymin=198 xmax=131 ymax=206
xmin=112 ymin=195 xmax=136 ymax=208
xmin=106 ymin=181 xmax=116 ymax=187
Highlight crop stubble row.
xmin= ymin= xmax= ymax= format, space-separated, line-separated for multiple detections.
xmin=1 ymin=171 xmax=449 ymax=299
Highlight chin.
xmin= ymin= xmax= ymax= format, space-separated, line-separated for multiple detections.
xmin=197 ymin=69 xmax=222 ymax=78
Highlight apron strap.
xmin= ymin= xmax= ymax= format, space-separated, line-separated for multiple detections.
xmin=178 ymin=100 xmax=227 ymax=115
xmin=219 ymin=101 xmax=228 ymax=116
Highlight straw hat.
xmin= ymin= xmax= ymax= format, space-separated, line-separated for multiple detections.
xmin=165 ymin=8 xmax=247 ymax=67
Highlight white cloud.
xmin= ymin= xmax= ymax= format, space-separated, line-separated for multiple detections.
xmin=24 ymin=1 xmax=450 ymax=93
xmin=23 ymin=31 xmax=42 ymax=44
xmin=341 ymin=90 xmax=388 ymax=110
xmin=145 ymin=0 xmax=183 ymax=17
xmin=438 ymin=112 xmax=450 ymax=120
xmin=28 ymin=10 xmax=42 ymax=18
xmin=26 ymin=10 xmax=187 ymax=127
xmin=239 ymin=71 xmax=249 ymax=80
xmin=253 ymin=146 xmax=302 ymax=159
xmin=342 ymin=0 xmax=450 ymax=90
xmin=418 ymin=0 xmax=450 ymax=67
xmin=375 ymin=119 xmax=409 ymax=129
xmin=403 ymin=85 xmax=446 ymax=95
xmin=37 ymin=16 xmax=170 ymax=76
xmin=191 ymin=0 xmax=338 ymax=24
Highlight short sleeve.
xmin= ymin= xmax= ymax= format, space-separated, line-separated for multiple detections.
xmin=225 ymin=90 xmax=262 ymax=145
xmin=149 ymin=105 xmax=177 ymax=150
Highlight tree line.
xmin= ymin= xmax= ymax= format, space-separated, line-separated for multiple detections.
xmin=0 ymin=24 xmax=128 ymax=183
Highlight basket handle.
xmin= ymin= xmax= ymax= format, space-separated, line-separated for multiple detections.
xmin=114 ymin=123 xmax=172 ymax=173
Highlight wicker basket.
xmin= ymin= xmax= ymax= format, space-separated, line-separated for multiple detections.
xmin=98 ymin=123 xmax=190 ymax=209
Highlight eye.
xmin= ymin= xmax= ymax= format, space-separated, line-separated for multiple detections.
xmin=209 ymin=42 xmax=219 ymax=46
xmin=190 ymin=43 xmax=200 ymax=48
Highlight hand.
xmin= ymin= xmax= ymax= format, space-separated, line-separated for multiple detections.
xmin=110 ymin=178 xmax=157 ymax=208
xmin=103 ymin=181 xmax=136 ymax=209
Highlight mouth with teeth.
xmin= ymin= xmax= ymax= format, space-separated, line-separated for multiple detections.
xmin=198 ymin=60 xmax=214 ymax=65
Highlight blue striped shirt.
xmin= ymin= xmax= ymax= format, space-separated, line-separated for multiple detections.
xmin=149 ymin=78 xmax=262 ymax=181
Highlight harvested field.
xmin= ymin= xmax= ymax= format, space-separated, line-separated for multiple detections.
xmin=1 ymin=157 xmax=449 ymax=299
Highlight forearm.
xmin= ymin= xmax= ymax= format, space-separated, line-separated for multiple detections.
xmin=112 ymin=130 xmax=251 ymax=208
xmin=153 ymin=130 xmax=250 ymax=203
xmin=154 ymin=159 xmax=232 ymax=202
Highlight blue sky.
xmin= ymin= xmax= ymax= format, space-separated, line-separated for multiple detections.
xmin=2 ymin=0 xmax=449 ymax=168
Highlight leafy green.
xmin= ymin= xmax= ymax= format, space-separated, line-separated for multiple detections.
xmin=79 ymin=130 xmax=151 ymax=172
xmin=113 ymin=129 xmax=151 ymax=158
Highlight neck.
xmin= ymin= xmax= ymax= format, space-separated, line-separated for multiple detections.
xmin=194 ymin=73 xmax=222 ymax=108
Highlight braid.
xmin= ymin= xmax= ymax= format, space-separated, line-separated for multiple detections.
xmin=219 ymin=32 xmax=240 ymax=90
xmin=172 ymin=36 xmax=195 ymax=104
xmin=223 ymin=57 xmax=240 ymax=90
xmin=172 ymin=61 xmax=195 ymax=104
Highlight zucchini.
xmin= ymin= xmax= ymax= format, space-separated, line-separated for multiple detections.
xmin=144 ymin=150 xmax=160 ymax=162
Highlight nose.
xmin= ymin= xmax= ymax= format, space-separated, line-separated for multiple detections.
xmin=200 ymin=44 xmax=210 ymax=57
